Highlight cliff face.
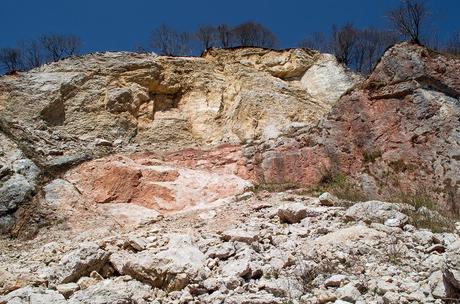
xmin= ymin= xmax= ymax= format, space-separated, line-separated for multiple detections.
xmin=257 ymin=43 xmax=460 ymax=214
xmin=0 ymin=47 xmax=359 ymax=233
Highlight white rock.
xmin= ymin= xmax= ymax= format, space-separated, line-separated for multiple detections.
xmin=319 ymin=192 xmax=338 ymax=206
xmin=277 ymin=202 xmax=308 ymax=223
xmin=337 ymin=283 xmax=361 ymax=303
xmin=222 ymin=228 xmax=258 ymax=244
xmin=443 ymin=240 xmax=460 ymax=290
xmin=324 ymin=274 xmax=349 ymax=287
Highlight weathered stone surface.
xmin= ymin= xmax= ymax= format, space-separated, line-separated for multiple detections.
xmin=254 ymin=42 xmax=460 ymax=214
xmin=122 ymin=234 xmax=205 ymax=290
xmin=68 ymin=277 xmax=153 ymax=304
xmin=345 ymin=201 xmax=409 ymax=227
xmin=0 ymin=132 xmax=39 ymax=233
xmin=443 ymin=240 xmax=460 ymax=290
xmin=50 ymin=242 xmax=110 ymax=284
xmin=319 ymin=192 xmax=338 ymax=206
xmin=222 ymin=228 xmax=258 ymax=244
xmin=65 ymin=151 xmax=252 ymax=215
xmin=277 ymin=202 xmax=308 ymax=223
xmin=0 ymin=286 xmax=66 ymax=304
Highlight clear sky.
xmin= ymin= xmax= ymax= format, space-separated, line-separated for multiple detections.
xmin=0 ymin=0 xmax=459 ymax=53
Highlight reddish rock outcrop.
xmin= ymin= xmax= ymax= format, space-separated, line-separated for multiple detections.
xmin=65 ymin=149 xmax=252 ymax=215
xmin=256 ymin=43 xmax=460 ymax=214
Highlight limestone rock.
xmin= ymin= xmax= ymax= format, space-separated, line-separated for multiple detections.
xmin=0 ymin=286 xmax=66 ymax=304
xmin=443 ymin=240 xmax=460 ymax=290
xmin=222 ymin=228 xmax=258 ymax=244
xmin=68 ymin=277 xmax=153 ymax=304
xmin=255 ymin=42 xmax=460 ymax=214
xmin=319 ymin=192 xmax=338 ymax=206
xmin=277 ymin=202 xmax=308 ymax=223
xmin=51 ymin=242 xmax=110 ymax=284
xmin=345 ymin=201 xmax=408 ymax=227
xmin=337 ymin=283 xmax=361 ymax=303
xmin=122 ymin=234 xmax=205 ymax=290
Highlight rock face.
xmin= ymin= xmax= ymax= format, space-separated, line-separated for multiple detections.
xmin=0 ymin=47 xmax=358 ymax=231
xmin=255 ymin=42 xmax=460 ymax=214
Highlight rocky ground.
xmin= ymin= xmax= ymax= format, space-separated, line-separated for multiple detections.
xmin=1 ymin=190 xmax=460 ymax=303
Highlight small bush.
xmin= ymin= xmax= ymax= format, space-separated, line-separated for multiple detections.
xmin=391 ymin=191 xmax=456 ymax=233
xmin=308 ymin=169 xmax=368 ymax=203
xmin=385 ymin=236 xmax=404 ymax=265
xmin=363 ymin=149 xmax=382 ymax=163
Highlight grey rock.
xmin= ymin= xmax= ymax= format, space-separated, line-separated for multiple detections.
xmin=345 ymin=201 xmax=408 ymax=227
xmin=319 ymin=192 xmax=338 ymax=206
xmin=337 ymin=283 xmax=361 ymax=303
xmin=68 ymin=278 xmax=153 ymax=304
xmin=122 ymin=234 xmax=205 ymax=291
xmin=222 ymin=228 xmax=258 ymax=244
xmin=52 ymin=242 xmax=110 ymax=284
xmin=443 ymin=240 xmax=460 ymax=290
xmin=0 ymin=286 xmax=66 ymax=304
xmin=277 ymin=202 xmax=308 ymax=223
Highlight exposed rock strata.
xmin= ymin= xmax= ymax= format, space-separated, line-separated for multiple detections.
xmin=0 ymin=47 xmax=358 ymax=231
xmin=255 ymin=43 xmax=460 ymax=214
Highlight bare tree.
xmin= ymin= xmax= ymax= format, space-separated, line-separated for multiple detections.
xmin=387 ymin=0 xmax=429 ymax=44
xmin=331 ymin=23 xmax=358 ymax=65
xmin=232 ymin=21 xmax=278 ymax=48
xmin=353 ymin=29 xmax=399 ymax=74
xmin=151 ymin=24 xmax=191 ymax=56
xmin=217 ymin=24 xmax=233 ymax=48
xmin=196 ymin=25 xmax=217 ymax=50
xmin=40 ymin=34 xmax=81 ymax=61
xmin=19 ymin=39 xmax=43 ymax=69
xmin=445 ymin=31 xmax=460 ymax=55
xmin=0 ymin=48 xmax=23 ymax=73
xmin=298 ymin=32 xmax=331 ymax=53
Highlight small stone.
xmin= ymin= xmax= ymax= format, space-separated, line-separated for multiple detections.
xmin=319 ymin=192 xmax=338 ymax=206
xmin=426 ymin=244 xmax=445 ymax=254
xmin=325 ymin=274 xmax=348 ymax=287
xmin=126 ymin=236 xmax=147 ymax=251
xmin=222 ymin=228 xmax=258 ymax=244
xmin=337 ymin=283 xmax=361 ymax=303
xmin=277 ymin=203 xmax=308 ymax=223
xmin=383 ymin=291 xmax=400 ymax=304
xmin=56 ymin=283 xmax=80 ymax=299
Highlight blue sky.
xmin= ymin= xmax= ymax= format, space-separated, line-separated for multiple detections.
xmin=0 ymin=0 xmax=459 ymax=52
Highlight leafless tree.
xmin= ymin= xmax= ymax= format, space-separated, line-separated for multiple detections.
xmin=353 ymin=29 xmax=398 ymax=74
xmin=40 ymin=34 xmax=81 ymax=61
xmin=387 ymin=0 xmax=429 ymax=44
xmin=0 ymin=48 xmax=23 ymax=73
xmin=19 ymin=39 xmax=43 ymax=69
xmin=151 ymin=24 xmax=191 ymax=56
xmin=331 ymin=23 xmax=358 ymax=65
xmin=232 ymin=21 xmax=278 ymax=48
xmin=298 ymin=32 xmax=331 ymax=53
xmin=217 ymin=24 xmax=233 ymax=48
xmin=196 ymin=25 xmax=217 ymax=50
xmin=445 ymin=31 xmax=460 ymax=55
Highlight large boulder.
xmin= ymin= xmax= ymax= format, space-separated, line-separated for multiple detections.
xmin=345 ymin=201 xmax=409 ymax=227
xmin=48 ymin=242 xmax=110 ymax=284
xmin=122 ymin=234 xmax=205 ymax=291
